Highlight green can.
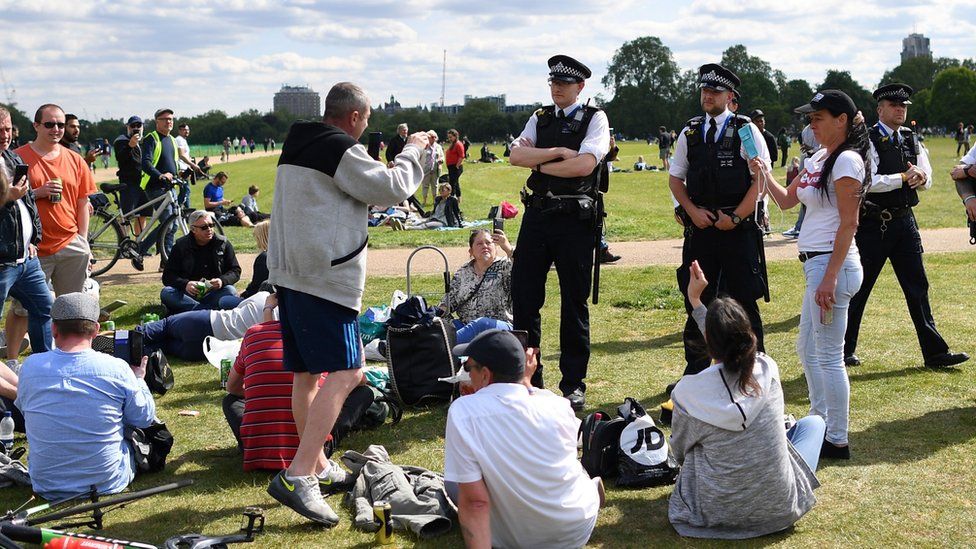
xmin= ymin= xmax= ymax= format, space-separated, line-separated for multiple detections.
xmin=220 ymin=359 xmax=232 ymax=388
xmin=197 ymin=280 xmax=208 ymax=298
xmin=102 ymin=320 xmax=115 ymax=331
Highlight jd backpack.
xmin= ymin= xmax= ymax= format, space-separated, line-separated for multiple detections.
xmin=616 ymin=397 xmax=679 ymax=488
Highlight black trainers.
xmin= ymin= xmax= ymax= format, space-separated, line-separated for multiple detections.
xmin=267 ymin=470 xmax=340 ymax=526
xmin=844 ymin=354 xmax=861 ymax=367
xmin=820 ymin=440 xmax=850 ymax=460
xmin=924 ymin=352 xmax=970 ymax=368
xmin=564 ymin=388 xmax=585 ymax=412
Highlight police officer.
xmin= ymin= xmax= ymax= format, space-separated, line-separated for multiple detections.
xmin=669 ymin=63 xmax=770 ymax=378
xmin=509 ymin=55 xmax=611 ymax=411
xmin=844 ymin=83 xmax=969 ymax=368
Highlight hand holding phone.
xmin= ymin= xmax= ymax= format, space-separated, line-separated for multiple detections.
xmin=493 ymin=218 xmax=504 ymax=232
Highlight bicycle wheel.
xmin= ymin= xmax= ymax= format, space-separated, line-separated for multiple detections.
xmin=180 ymin=208 xmax=224 ymax=236
xmin=88 ymin=211 xmax=124 ymax=277
xmin=157 ymin=215 xmax=190 ymax=265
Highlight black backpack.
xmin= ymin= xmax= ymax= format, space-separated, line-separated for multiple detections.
xmin=145 ymin=350 xmax=175 ymax=396
xmin=579 ymin=410 xmax=626 ymax=478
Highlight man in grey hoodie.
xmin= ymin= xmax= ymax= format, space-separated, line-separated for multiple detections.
xmin=266 ymin=82 xmax=430 ymax=526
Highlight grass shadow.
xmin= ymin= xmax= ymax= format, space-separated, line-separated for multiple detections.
xmin=843 ymin=404 xmax=976 ymax=466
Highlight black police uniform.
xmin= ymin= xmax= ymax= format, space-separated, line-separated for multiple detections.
xmin=511 ymin=56 xmax=608 ymax=401
xmin=674 ymin=65 xmax=768 ymax=376
xmin=844 ymin=84 xmax=964 ymax=366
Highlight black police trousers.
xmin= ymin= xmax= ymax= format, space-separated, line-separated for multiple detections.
xmin=678 ymin=223 xmax=766 ymax=376
xmin=844 ymin=213 xmax=949 ymax=360
xmin=512 ymin=205 xmax=594 ymax=395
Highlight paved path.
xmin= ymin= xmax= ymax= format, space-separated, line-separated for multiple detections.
xmin=96 ymin=227 xmax=974 ymax=287
xmin=92 ymin=149 xmax=280 ymax=184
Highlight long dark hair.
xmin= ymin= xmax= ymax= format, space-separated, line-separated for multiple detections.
xmin=816 ymin=111 xmax=869 ymax=202
xmin=705 ymin=297 xmax=759 ymax=396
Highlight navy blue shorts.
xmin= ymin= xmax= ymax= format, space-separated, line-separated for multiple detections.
xmin=278 ymin=286 xmax=362 ymax=374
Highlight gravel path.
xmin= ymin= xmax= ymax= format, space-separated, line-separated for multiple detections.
xmin=96 ymin=227 xmax=973 ymax=287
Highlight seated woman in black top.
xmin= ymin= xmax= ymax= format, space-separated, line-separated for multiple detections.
xmin=241 ymin=220 xmax=270 ymax=299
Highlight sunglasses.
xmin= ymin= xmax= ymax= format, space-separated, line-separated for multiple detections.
xmin=193 ymin=223 xmax=216 ymax=230
xmin=129 ymin=122 xmax=143 ymax=128
xmin=41 ymin=122 xmax=66 ymax=129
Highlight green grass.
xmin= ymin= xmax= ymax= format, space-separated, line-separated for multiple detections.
xmin=181 ymin=136 xmax=970 ymax=254
xmin=3 ymin=252 xmax=975 ymax=547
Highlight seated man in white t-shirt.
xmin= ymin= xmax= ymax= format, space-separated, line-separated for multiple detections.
xmin=444 ymin=330 xmax=601 ymax=549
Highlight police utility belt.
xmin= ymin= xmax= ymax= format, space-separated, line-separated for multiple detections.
xmin=522 ymin=192 xmax=595 ymax=220
xmin=675 ymin=205 xmax=755 ymax=227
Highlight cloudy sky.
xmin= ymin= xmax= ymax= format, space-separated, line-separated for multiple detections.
xmin=2 ymin=0 xmax=974 ymax=122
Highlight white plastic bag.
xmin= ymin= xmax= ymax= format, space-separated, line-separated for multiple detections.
xmin=202 ymin=336 xmax=243 ymax=369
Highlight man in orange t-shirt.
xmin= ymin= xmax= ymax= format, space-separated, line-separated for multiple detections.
xmin=15 ymin=104 xmax=95 ymax=295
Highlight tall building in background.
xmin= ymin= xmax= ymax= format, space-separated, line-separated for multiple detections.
xmin=901 ymin=33 xmax=931 ymax=63
xmin=273 ymin=85 xmax=320 ymax=118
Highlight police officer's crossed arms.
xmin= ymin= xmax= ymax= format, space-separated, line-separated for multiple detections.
xmin=668 ymin=63 xmax=771 ymax=380
xmin=509 ymin=54 xmax=611 ymax=412
xmin=950 ymin=142 xmax=976 ymax=224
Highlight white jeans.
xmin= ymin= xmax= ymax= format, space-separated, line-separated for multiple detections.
xmin=797 ymin=252 xmax=863 ymax=445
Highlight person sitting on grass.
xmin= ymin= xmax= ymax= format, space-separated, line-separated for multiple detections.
xmin=16 ymin=293 xmax=155 ymax=502
xmin=203 ymin=171 xmax=254 ymax=228
xmin=241 ymin=220 xmax=271 ymax=299
xmin=668 ymin=260 xmax=824 ymax=539
xmin=389 ymin=183 xmax=461 ymax=230
xmin=240 ymin=185 xmax=271 ymax=223
xmin=441 ymin=229 xmax=514 ymax=344
xmin=222 ymin=290 xmax=374 ymax=476
xmin=138 ymin=288 xmax=276 ymax=361
xmin=444 ymin=329 xmax=602 ymax=548
xmin=198 ymin=155 xmax=212 ymax=175
xmin=160 ymin=210 xmax=241 ymax=314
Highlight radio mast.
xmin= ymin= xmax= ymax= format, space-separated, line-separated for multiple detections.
xmin=440 ymin=50 xmax=446 ymax=108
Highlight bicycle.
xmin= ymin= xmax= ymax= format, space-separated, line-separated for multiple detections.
xmin=88 ymin=178 xmax=222 ymax=277
xmin=0 ymin=478 xmax=265 ymax=548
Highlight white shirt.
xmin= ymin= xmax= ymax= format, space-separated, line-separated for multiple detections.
xmin=209 ymin=292 xmax=278 ymax=340
xmin=511 ymin=101 xmax=611 ymax=164
xmin=961 ymin=143 xmax=976 ymax=165
xmin=444 ymin=383 xmax=599 ymax=549
xmin=796 ymin=148 xmax=864 ymax=253
xmin=174 ymin=135 xmax=190 ymax=171
xmin=668 ymin=109 xmax=771 ymax=180
xmin=1 ymin=160 xmax=33 ymax=263
xmin=867 ymin=122 xmax=932 ymax=194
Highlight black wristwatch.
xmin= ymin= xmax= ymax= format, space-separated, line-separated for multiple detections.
xmin=730 ymin=212 xmax=742 ymax=225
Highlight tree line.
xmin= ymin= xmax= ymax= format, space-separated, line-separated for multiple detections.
xmin=598 ymin=36 xmax=976 ymax=138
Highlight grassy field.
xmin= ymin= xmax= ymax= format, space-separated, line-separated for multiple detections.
xmin=2 ymin=250 xmax=974 ymax=547
xmin=192 ymin=136 xmax=969 ymax=253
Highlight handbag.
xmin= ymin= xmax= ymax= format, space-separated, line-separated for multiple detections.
xmin=129 ymin=421 xmax=174 ymax=474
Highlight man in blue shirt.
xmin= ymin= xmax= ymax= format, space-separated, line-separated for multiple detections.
xmin=203 ymin=171 xmax=253 ymax=227
xmin=16 ymin=293 xmax=155 ymax=502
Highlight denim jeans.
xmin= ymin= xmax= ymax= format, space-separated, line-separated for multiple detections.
xmin=453 ymin=317 xmax=513 ymax=344
xmin=0 ymin=257 xmax=53 ymax=353
xmin=797 ymin=252 xmax=863 ymax=445
xmin=787 ymin=415 xmax=827 ymax=472
xmin=160 ymin=285 xmax=238 ymax=314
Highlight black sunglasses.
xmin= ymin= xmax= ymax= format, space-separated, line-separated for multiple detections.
xmin=193 ymin=223 xmax=216 ymax=230
xmin=129 ymin=122 xmax=143 ymax=128
xmin=41 ymin=122 xmax=66 ymax=129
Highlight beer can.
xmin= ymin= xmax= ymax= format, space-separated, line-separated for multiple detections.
xmin=140 ymin=313 xmax=153 ymax=325
xmin=102 ymin=320 xmax=115 ymax=331
xmin=49 ymin=177 xmax=62 ymax=203
xmin=220 ymin=359 xmax=231 ymax=388
xmin=197 ymin=280 xmax=208 ymax=297
xmin=373 ymin=500 xmax=394 ymax=545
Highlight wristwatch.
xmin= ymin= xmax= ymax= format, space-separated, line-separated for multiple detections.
xmin=730 ymin=212 xmax=742 ymax=225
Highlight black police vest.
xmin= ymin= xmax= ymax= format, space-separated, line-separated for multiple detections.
xmin=526 ymin=105 xmax=602 ymax=195
xmin=684 ymin=114 xmax=753 ymax=209
xmin=868 ymin=125 xmax=919 ymax=209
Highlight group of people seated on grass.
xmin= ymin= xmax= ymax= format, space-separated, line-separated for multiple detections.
xmin=380 ymin=183 xmax=463 ymax=230
xmin=201 ymin=171 xmax=270 ymax=228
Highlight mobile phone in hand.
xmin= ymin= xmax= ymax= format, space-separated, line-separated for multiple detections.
xmin=13 ymin=164 xmax=28 ymax=185
xmin=493 ymin=218 xmax=504 ymax=232
xmin=511 ymin=330 xmax=529 ymax=350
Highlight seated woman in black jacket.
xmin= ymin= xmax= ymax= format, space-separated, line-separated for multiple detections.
xmin=240 ymin=220 xmax=270 ymax=299
xmin=394 ymin=183 xmax=462 ymax=230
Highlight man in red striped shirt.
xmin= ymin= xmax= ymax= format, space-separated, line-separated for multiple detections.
xmin=223 ymin=294 xmax=374 ymax=476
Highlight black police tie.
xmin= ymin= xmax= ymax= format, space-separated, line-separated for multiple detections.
xmin=706 ymin=118 xmax=717 ymax=144
xmin=557 ymin=109 xmax=565 ymax=119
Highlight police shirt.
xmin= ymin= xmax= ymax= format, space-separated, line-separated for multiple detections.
xmin=669 ymin=108 xmax=771 ymax=181
xmin=867 ymin=121 xmax=932 ymax=194
xmin=510 ymin=101 xmax=611 ymax=163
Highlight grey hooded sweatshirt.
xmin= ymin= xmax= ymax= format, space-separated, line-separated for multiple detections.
xmin=668 ymin=312 xmax=819 ymax=539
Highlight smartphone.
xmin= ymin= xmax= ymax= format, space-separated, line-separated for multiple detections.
xmin=493 ymin=218 xmax=504 ymax=232
xmin=13 ymin=164 xmax=28 ymax=186
xmin=511 ymin=330 xmax=529 ymax=350
xmin=738 ymin=126 xmax=759 ymax=159
xmin=113 ymin=329 xmax=145 ymax=365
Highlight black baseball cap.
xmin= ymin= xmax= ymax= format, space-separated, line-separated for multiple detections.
xmin=452 ymin=329 xmax=525 ymax=377
xmin=749 ymin=109 xmax=765 ymax=120
xmin=794 ymin=90 xmax=857 ymax=118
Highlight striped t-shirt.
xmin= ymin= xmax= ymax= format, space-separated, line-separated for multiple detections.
xmin=235 ymin=321 xmax=327 ymax=471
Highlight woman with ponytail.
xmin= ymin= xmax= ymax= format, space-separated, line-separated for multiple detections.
xmin=669 ymin=261 xmax=826 ymax=539
xmin=753 ymin=90 xmax=867 ymax=460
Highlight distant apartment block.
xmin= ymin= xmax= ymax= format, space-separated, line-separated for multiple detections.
xmin=901 ymin=33 xmax=931 ymax=63
xmin=273 ymin=85 xmax=320 ymax=118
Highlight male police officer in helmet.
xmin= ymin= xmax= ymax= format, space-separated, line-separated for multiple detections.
xmin=844 ymin=83 xmax=968 ymax=369
xmin=669 ymin=63 xmax=771 ymax=379
xmin=509 ymin=55 xmax=611 ymax=411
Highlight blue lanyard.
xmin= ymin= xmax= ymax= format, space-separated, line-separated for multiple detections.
xmin=876 ymin=123 xmax=898 ymax=143
xmin=702 ymin=115 xmax=732 ymax=143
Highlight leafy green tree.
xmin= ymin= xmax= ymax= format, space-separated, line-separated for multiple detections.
xmin=879 ymin=56 xmax=960 ymax=93
xmin=819 ymin=70 xmax=876 ymax=122
xmin=927 ymin=67 xmax=976 ymax=127
xmin=720 ymin=45 xmax=778 ymax=110
xmin=601 ymin=36 xmax=686 ymax=137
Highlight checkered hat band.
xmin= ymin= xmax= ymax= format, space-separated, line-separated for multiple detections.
xmin=551 ymin=62 xmax=585 ymax=80
xmin=879 ymin=90 xmax=909 ymax=100
xmin=700 ymin=70 xmax=735 ymax=90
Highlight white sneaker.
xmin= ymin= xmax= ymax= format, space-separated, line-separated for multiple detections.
xmin=267 ymin=471 xmax=340 ymax=527
xmin=317 ymin=459 xmax=355 ymax=495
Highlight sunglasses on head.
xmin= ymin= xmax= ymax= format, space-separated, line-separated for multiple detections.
xmin=193 ymin=223 xmax=216 ymax=230
xmin=41 ymin=122 xmax=66 ymax=129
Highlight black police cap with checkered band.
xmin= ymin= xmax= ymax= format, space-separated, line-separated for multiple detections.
xmin=698 ymin=63 xmax=740 ymax=93
xmin=873 ymin=83 xmax=913 ymax=105
xmin=548 ymin=55 xmax=592 ymax=83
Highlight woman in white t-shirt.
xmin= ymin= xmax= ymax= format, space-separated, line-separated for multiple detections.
xmin=753 ymin=90 xmax=867 ymax=460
